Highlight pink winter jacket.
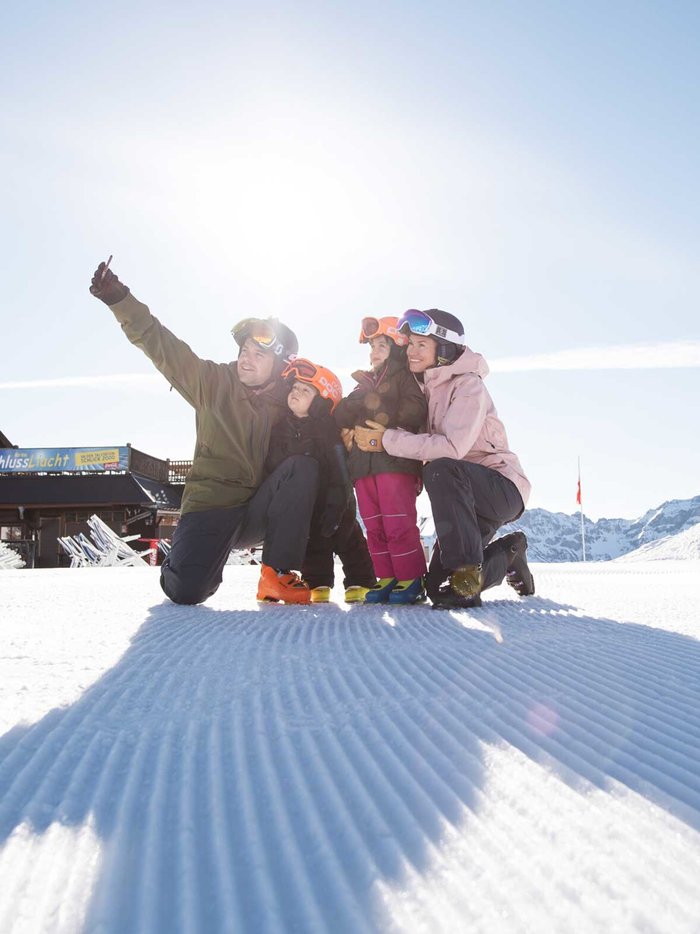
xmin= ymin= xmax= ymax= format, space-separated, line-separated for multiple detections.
xmin=382 ymin=348 xmax=531 ymax=508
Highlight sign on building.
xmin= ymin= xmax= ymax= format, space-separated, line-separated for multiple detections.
xmin=0 ymin=447 xmax=129 ymax=474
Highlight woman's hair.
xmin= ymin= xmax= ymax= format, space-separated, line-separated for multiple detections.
xmin=389 ymin=341 xmax=407 ymax=363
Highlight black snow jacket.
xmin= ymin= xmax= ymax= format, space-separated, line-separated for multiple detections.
xmin=334 ymin=356 xmax=427 ymax=481
xmin=265 ymin=399 xmax=353 ymax=537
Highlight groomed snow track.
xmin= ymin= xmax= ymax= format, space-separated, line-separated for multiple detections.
xmin=1 ymin=563 xmax=699 ymax=932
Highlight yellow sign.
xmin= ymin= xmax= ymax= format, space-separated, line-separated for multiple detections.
xmin=74 ymin=449 xmax=121 ymax=466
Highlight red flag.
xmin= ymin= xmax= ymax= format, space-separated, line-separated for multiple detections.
xmin=576 ymin=478 xmax=582 ymax=505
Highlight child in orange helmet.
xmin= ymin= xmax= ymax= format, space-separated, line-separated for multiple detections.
xmin=258 ymin=357 xmax=376 ymax=604
xmin=334 ymin=317 xmax=428 ymax=604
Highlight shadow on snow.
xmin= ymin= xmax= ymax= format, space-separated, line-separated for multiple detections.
xmin=0 ymin=594 xmax=699 ymax=930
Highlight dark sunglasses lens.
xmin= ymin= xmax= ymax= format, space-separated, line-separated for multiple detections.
xmin=250 ymin=323 xmax=276 ymax=347
xmin=398 ymin=309 xmax=432 ymax=334
xmin=361 ymin=317 xmax=380 ymax=338
xmin=298 ymin=362 xmax=317 ymax=379
xmin=233 ymin=318 xmax=277 ymax=348
xmin=286 ymin=360 xmax=317 ymax=380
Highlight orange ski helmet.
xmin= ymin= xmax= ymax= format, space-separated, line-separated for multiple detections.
xmin=281 ymin=357 xmax=343 ymax=412
xmin=358 ymin=316 xmax=408 ymax=347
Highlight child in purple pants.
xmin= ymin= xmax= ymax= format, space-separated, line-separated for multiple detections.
xmin=334 ymin=316 xmax=428 ymax=604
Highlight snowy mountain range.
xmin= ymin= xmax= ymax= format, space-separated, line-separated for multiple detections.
xmin=499 ymin=495 xmax=700 ymax=562
xmin=616 ymin=520 xmax=700 ymax=562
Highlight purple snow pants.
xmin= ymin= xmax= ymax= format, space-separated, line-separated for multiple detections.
xmin=354 ymin=473 xmax=427 ymax=580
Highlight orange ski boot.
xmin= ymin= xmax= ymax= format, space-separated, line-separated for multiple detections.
xmin=257 ymin=565 xmax=311 ymax=604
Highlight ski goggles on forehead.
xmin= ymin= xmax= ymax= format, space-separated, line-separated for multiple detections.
xmin=281 ymin=358 xmax=318 ymax=381
xmin=231 ymin=318 xmax=286 ymax=356
xmin=359 ymin=316 xmax=401 ymax=343
xmin=360 ymin=317 xmax=382 ymax=340
xmin=397 ymin=309 xmax=464 ymax=345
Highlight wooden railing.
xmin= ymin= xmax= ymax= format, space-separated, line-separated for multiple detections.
xmin=168 ymin=460 xmax=193 ymax=484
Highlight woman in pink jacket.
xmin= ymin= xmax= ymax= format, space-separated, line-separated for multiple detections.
xmin=355 ymin=308 xmax=535 ymax=609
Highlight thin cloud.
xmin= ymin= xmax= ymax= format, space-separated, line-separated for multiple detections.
xmin=2 ymin=341 xmax=698 ymax=392
xmin=0 ymin=374 xmax=161 ymax=390
xmin=490 ymin=341 xmax=700 ymax=372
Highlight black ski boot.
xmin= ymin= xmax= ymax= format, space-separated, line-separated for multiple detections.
xmin=430 ymin=565 xmax=483 ymax=611
xmin=431 ymin=586 xmax=483 ymax=610
xmin=499 ymin=531 xmax=535 ymax=596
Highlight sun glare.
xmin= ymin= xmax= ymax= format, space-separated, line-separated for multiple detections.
xmin=180 ymin=144 xmax=377 ymax=286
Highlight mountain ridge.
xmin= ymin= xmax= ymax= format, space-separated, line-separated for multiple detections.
xmin=501 ymin=494 xmax=700 ymax=561
xmin=418 ymin=494 xmax=700 ymax=562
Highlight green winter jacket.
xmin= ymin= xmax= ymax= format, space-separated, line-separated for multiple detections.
xmin=109 ymin=293 xmax=287 ymax=514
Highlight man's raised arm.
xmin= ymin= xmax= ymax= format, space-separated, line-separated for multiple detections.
xmin=89 ymin=261 xmax=221 ymax=409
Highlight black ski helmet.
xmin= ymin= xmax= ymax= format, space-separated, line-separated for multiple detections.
xmin=399 ymin=308 xmax=465 ymax=367
xmin=231 ymin=317 xmax=299 ymax=375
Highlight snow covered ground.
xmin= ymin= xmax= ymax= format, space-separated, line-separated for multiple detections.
xmin=1 ymin=561 xmax=699 ymax=933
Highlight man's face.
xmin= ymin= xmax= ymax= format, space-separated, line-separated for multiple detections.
xmin=407 ymin=334 xmax=437 ymax=373
xmin=237 ymin=337 xmax=275 ymax=386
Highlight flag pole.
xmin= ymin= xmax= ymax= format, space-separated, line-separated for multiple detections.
xmin=577 ymin=456 xmax=587 ymax=562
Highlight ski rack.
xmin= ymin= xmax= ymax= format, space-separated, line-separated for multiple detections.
xmin=57 ymin=515 xmax=156 ymax=568
xmin=0 ymin=540 xmax=25 ymax=569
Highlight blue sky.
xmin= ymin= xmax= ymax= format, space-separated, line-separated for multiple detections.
xmin=1 ymin=0 xmax=698 ymax=519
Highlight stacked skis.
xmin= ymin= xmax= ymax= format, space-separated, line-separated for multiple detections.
xmin=58 ymin=515 xmax=155 ymax=568
xmin=0 ymin=540 xmax=24 ymax=569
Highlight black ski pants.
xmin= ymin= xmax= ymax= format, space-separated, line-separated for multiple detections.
xmin=423 ymin=458 xmax=524 ymax=595
xmin=302 ymin=505 xmax=376 ymax=590
xmin=161 ymin=455 xmax=319 ymax=605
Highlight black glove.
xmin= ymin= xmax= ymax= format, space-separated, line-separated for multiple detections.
xmin=89 ymin=262 xmax=130 ymax=306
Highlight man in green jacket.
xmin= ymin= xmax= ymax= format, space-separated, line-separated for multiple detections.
xmin=89 ymin=262 xmax=319 ymax=605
